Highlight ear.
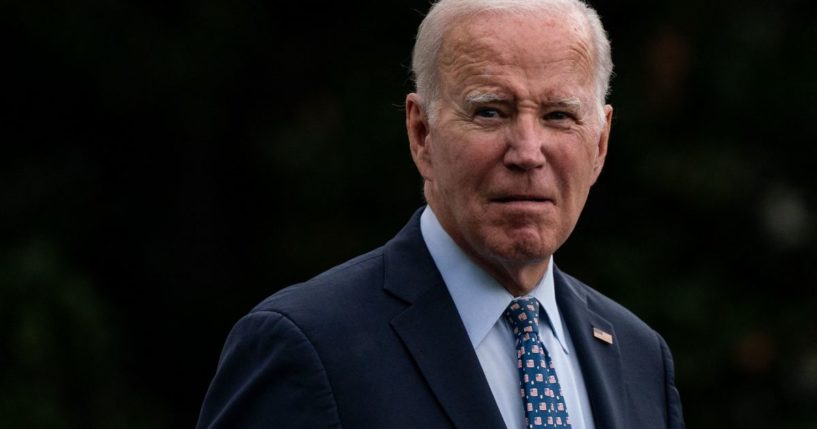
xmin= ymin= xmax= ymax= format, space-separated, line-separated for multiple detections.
xmin=591 ymin=104 xmax=613 ymax=184
xmin=406 ymin=93 xmax=434 ymax=181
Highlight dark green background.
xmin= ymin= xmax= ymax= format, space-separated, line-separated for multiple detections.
xmin=3 ymin=0 xmax=816 ymax=427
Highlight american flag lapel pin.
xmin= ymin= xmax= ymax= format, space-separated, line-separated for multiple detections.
xmin=593 ymin=327 xmax=614 ymax=344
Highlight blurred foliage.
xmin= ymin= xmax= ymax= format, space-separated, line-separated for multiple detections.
xmin=2 ymin=0 xmax=816 ymax=427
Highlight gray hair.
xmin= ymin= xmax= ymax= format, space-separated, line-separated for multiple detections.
xmin=411 ymin=0 xmax=613 ymax=125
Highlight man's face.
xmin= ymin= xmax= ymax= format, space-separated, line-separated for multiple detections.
xmin=408 ymin=11 xmax=612 ymax=282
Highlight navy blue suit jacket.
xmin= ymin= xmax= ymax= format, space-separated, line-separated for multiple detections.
xmin=197 ymin=210 xmax=684 ymax=428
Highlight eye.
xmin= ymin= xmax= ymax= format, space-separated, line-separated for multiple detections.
xmin=475 ymin=108 xmax=501 ymax=118
xmin=544 ymin=111 xmax=572 ymax=121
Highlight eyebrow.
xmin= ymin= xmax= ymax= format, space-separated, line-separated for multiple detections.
xmin=544 ymin=97 xmax=583 ymax=110
xmin=464 ymin=91 xmax=583 ymax=111
xmin=464 ymin=91 xmax=511 ymax=106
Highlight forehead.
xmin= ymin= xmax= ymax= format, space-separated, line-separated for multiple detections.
xmin=437 ymin=10 xmax=596 ymax=94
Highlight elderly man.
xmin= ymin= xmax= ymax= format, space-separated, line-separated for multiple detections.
xmin=197 ymin=0 xmax=684 ymax=428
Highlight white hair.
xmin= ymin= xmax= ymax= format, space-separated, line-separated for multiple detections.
xmin=411 ymin=0 xmax=613 ymax=125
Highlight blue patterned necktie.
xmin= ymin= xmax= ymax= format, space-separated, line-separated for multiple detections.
xmin=505 ymin=297 xmax=572 ymax=428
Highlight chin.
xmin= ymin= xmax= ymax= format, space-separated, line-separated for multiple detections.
xmin=482 ymin=231 xmax=555 ymax=265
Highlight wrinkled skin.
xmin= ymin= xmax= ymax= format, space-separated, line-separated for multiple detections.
xmin=407 ymin=11 xmax=613 ymax=296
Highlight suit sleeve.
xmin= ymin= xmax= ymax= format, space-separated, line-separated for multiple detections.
xmin=196 ymin=310 xmax=342 ymax=429
xmin=659 ymin=335 xmax=685 ymax=429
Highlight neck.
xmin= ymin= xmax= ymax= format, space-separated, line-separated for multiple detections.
xmin=476 ymin=256 xmax=551 ymax=297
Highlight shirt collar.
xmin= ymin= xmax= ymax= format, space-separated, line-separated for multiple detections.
xmin=419 ymin=206 xmax=569 ymax=354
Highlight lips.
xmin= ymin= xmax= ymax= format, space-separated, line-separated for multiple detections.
xmin=491 ymin=194 xmax=552 ymax=203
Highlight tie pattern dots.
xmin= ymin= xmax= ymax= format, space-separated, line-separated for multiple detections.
xmin=505 ymin=297 xmax=572 ymax=428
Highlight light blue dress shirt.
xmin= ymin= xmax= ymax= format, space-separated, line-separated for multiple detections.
xmin=420 ymin=207 xmax=595 ymax=429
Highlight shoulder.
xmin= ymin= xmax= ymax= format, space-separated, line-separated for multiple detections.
xmin=197 ymin=247 xmax=393 ymax=427
xmin=556 ymin=268 xmax=664 ymax=350
xmin=254 ymin=246 xmax=387 ymax=314
xmin=556 ymin=267 xmax=685 ymax=426
xmin=247 ymin=208 xmax=431 ymax=329
xmin=243 ymin=240 xmax=418 ymax=346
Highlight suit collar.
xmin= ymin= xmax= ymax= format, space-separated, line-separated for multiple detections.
xmin=555 ymin=267 xmax=629 ymax=429
xmin=382 ymin=209 xmax=630 ymax=429
xmin=420 ymin=206 xmax=570 ymax=354
xmin=383 ymin=209 xmax=506 ymax=429
xmin=381 ymin=208 xmax=432 ymax=304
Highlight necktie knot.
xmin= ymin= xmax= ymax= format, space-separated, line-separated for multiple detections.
xmin=505 ymin=297 xmax=541 ymax=336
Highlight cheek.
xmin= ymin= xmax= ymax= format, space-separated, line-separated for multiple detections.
xmin=551 ymin=144 xmax=598 ymax=195
xmin=436 ymin=134 xmax=500 ymax=184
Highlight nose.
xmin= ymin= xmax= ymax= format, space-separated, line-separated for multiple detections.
xmin=503 ymin=115 xmax=546 ymax=171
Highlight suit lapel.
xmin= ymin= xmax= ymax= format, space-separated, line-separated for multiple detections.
xmin=555 ymin=268 xmax=629 ymax=429
xmin=383 ymin=211 xmax=506 ymax=429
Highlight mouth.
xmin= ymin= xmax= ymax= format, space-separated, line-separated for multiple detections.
xmin=491 ymin=195 xmax=552 ymax=204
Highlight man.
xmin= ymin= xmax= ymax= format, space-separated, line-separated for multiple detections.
xmin=197 ymin=0 xmax=684 ymax=428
